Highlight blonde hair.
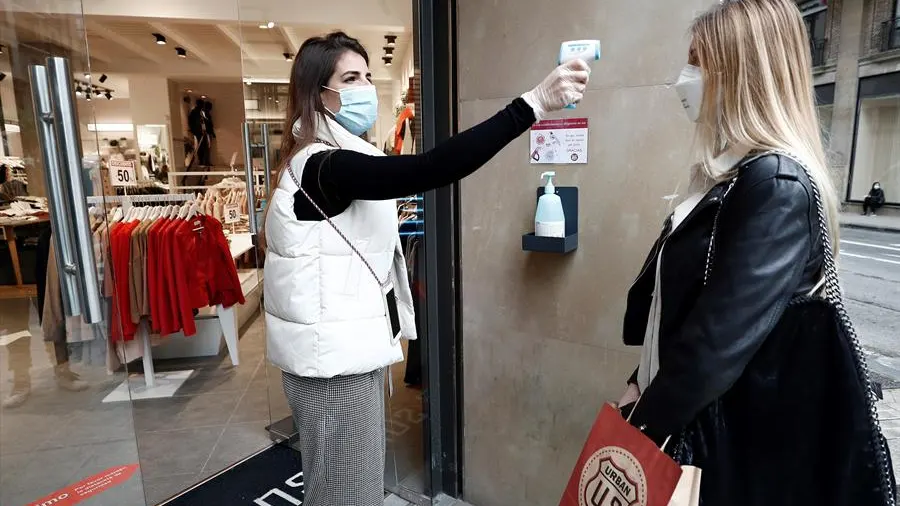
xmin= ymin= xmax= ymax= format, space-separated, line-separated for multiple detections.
xmin=691 ymin=0 xmax=840 ymax=262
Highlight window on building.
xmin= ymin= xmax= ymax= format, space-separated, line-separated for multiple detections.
xmin=815 ymin=84 xmax=835 ymax=148
xmin=850 ymin=95 xmax=900 ymax=204
xmin=818 ymin=104 xmax=834 ymax=144
xmin=799 ymin=1 xmax=828 ymax=64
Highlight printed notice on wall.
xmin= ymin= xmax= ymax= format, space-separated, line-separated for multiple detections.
xmin=529 ymin=118 xmax=588 ymax=165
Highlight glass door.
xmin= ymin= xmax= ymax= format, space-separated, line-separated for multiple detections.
xmin=0 ymin=3 xmax=146 ymax=505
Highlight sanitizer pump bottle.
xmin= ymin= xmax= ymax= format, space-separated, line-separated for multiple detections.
xmin=535 ymin=172 xmax=565 ymax=238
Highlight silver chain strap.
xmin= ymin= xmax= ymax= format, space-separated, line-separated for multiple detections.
xmin=287 ymin=144 xmax=389 ymax=288
xmin=703 ymin=149 xmax=895 ymax=505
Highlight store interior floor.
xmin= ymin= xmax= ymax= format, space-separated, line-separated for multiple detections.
xmin=1 ymin=300 xmax=426 ymax=505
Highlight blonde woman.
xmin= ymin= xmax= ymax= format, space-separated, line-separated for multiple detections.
xmin=616 ymin=1 xmax=895 ymax=504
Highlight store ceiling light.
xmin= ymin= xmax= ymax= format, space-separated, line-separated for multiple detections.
xmin=99 ymin=74 xmax=108 ymax=83
xmin=94 ymin=88 xmax=103 ymax=96
xmin=84 ymin=72 xmax=91 ymax=79
xmin=85 ymin=93 xmax=92 ymax=102
xmin=0 ymin=73 xmax=6 ymax=82
xmin=0 ymin=45 xmax=4 ymax=55
xmin=259 ymin=21 xmax=275 ymax=29
xmin=383 ymin=56 xmax=393 ymax=67
xmin=153 ymin=33 xmax=167 ymax=45
xmin=283 ymin=52 xmax=294 ymax=61
xmin=105 ymin=91 xmax=113 ymax=100
xmin=176 ymin=47 xmax=187 ymax=58
xmin=383 ymin=46 xmax=394 ymax=56
xmin=385 ymin=35 xmax=397 ymax=48
xmin=75 ymin=85 xmax=83 ymax=96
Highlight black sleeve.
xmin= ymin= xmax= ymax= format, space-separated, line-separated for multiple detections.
xmin=628 ymin=168 xmax=813 ymax=442
xmin=294 ymin=98 xmax=535 ymax=220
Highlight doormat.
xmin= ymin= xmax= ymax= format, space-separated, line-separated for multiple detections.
xmin=162 ymin=444 xmax=304 ymax=505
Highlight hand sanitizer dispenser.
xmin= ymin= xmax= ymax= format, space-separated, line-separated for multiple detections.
xmin=535 ymin=171 xmax=565 ymax=238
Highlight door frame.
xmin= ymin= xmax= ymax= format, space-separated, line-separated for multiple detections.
xmin=415 ymin=0 xmax=463 ymax=499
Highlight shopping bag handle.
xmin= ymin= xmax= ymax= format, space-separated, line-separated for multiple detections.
xmin=622 ymin=395 xmax=672 ymax=451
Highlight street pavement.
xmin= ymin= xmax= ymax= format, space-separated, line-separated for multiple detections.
xmin=839 ymin=227 xmax=900 ymax=388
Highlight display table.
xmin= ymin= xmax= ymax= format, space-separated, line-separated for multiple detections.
xmin=0 ymin=215 xmax=49 ymax=299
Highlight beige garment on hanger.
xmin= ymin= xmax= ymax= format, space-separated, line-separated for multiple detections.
xmin=42 ymin=241 xmax=66 ymax=345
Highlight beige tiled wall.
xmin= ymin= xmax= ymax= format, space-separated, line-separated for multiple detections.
xmin=456 ymin=1 xmax=711 ymax=505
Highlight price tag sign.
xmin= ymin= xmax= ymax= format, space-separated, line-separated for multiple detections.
xmin=224 ymin=203 xmax=241 ymax=224
xmin=109 ymin=160 xmax=137 ymax=187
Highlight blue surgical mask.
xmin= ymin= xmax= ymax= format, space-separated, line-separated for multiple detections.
xmin=323 ymin=85 xmax=378 ymax=136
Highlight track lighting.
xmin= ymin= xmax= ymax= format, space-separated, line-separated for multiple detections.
xmin=99 ymin=74 xmax=108 ymax=83
xmin=105 ymin=91 xmax=113 ymax=100
xmin=176 ymin=47 xmax=187 ymax=58
xmin=385 ymin=35 xmax=397 ymax=48
xmin=259 ymin=21 xmax=275 ymax=29
xmin=153 ymin=33 xmax=166 ymax=45
xmin=94 ymin=88 xmax=102 ymax=97
xmin=383 ymin=56 xmax=393 ymax=67
xmin=75 ymin=85 xmax=83 ymax=96
xmin=283 ymin=52 xmax=293 ymax=61
xmin=384 ymin=47 xmax=394 ymax=56
xmin=84 ymin=72 xmax=91 ymax=79
xmin=86 ymin=93 xmax=92 ymax=102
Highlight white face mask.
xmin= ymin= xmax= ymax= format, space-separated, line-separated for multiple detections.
xmin=674 ymin=64 xmax=704 ymax=122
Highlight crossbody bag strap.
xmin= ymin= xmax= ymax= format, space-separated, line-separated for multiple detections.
xmin=703 ymin=149 xmax=895 ymax=505
xmin=287 ymin=144 xmax=389 ymax=288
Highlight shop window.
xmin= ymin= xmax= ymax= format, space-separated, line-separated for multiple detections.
xmin=801 ymin=1 xmax=828 ymax=65
xmin=850 ymin=95 xmax=900 ymax=204
xmin=818 ymin=104 xmax=834 ymax=145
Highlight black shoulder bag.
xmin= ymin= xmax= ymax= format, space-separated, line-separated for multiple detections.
xmin=673 ymin=150 xmax=897 ymax=506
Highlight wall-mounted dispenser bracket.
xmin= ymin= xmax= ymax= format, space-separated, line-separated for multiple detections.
xmin=522 ymin=186 xmax=578 ymax=254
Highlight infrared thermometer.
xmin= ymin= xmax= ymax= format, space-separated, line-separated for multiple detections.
xmin=559 ymin=40 xmax=601 ymax=109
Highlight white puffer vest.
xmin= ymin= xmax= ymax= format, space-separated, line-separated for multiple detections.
xmin=264 ymin=142 xmax=417 ymax=378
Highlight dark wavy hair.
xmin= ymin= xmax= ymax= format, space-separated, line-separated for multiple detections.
xmin=260 ymin=31 xmax=368 ymax=248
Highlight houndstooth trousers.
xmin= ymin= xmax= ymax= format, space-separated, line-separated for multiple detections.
xmin=282 ymin=368 xmax=386 ymax=506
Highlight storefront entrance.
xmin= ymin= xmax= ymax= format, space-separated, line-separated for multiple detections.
xmin=0 ymin=1 xmax=460 ymax=504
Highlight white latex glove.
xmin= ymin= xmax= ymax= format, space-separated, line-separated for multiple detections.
xmin=521 ymin=59 xmax=591 ymax=121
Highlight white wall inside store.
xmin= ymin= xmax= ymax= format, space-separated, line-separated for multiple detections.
xmin=77 ymin=97 xmax=136 ymax=156
xmin=169 ymin=80 xmax=246 ymax=168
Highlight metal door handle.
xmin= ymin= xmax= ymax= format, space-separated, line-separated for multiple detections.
xmin=46 ymin=57 xmax=103 ymax=324
xmin=261 ymin=123 xmax=272 ymax=199
xmin=242 ymin=122 xmax=258 ymax=235
xmin=28 ymin=64 xmax=81 ymax=318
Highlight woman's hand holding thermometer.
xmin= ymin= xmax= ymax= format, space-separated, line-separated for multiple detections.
xmin=559 ymin=40 xmax=600 ymax=109
xmin=521 ymin=58 xmax=591 ymax=121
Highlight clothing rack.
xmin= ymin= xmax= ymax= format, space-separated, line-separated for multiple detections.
xmin=86 ymin=194 xmax=194 ymax=215
xmin=89 ymin=193 xmax=241 ymax=393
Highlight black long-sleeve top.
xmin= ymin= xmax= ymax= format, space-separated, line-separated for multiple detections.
xmin=293 ymin=98 xmax=536 ymax=220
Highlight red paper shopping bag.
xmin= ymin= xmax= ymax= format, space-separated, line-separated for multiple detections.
xmin=560 ymin=403 xmax=683 ymax=506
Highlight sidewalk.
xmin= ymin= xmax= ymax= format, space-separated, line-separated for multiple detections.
xmin=386 ymin=493 xmax=474 ymax=506
xmin=877 ymin=390 xmax=900 ymax=480
xmin=840 ymin=212 xmax=900 ymax=233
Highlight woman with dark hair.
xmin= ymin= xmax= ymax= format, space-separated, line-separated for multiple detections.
xmin=263 ymin=31 xmax=589 ymax=504
xmin=863 ymin=181 xmax=885 ymax=216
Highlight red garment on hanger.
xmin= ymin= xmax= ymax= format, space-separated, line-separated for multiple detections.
xmin=110 ymin=221 xmax=141 ymax=341
xmin=146 ymin=218 xmax=169 ymax=334
xmin=393 ymin=106 xmax=414 ymax=155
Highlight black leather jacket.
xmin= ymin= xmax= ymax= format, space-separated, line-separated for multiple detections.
xmin=623 ymin=153 xmax=825 ymax=440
